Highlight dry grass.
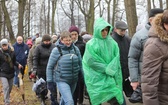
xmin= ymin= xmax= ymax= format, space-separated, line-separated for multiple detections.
xmin=0 ymin=75 xmax=50 ymax=105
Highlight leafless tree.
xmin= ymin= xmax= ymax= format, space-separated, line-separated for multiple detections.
xmin=124 ymin=0 xmax=138 ymax=37
xmin=51 ymin=0 xmax=57 ymax=34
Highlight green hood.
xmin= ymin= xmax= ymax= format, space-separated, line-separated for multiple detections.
xmin=93 ymin=17 xmax=113 ymax=39
xmin=82 ymin=18 xmax=123 ymax=105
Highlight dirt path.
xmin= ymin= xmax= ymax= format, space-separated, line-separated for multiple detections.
xmin=0 ymin=75 xmax=50 ymax=105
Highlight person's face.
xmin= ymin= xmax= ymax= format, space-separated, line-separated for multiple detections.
xmin=17 ymin=36 xmax=23 ymax=44
xmin=70 ymin=31 xmax=78 ymax=42
xmin=164 ymin=23 xmax=168 ymax=32
xmin=101 ymin=27 xmax=109 ymax=38
xmin=115 ymin=28 xmax=126 ymax=36
xmin=43 ymin=40 xmax=51 ymax=45
xmin=1 ymin=44 xmax=8 ymax=50
xmin=61 ymin=36 xmax=72 ymax=47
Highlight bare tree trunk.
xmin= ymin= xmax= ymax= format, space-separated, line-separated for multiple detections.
xmin=112 ymin=0 xmax=117 ymax=26
xmin=51 ymin=0 xmax=57 ymax=35
xmin=87 ymin=0 xmax=94 ymax=34
xmin=152 ymin=0 xmax=156 ymax=8
xmin=17 ymin=0 xmax=27 ymax=37
xmin=124 ymin=0 xmax=138 ymax=37
xmin=3 ymin=16 xmax=6 ymax=38
xmin=1 ymin=0 xmax=15 ymax=43
xmin=70 ymin=0 xmax=75 ymax=26
xmin=44 ymin=0 xmax=46 ymax=34
xmin=47 ymin=0 xmax=50 ymax=34
xmin=159 ymin=0 xmax=163 ymax=9
xmin=105 ymin=0 xmax=112 ymax=24
xmin=166 ymin=0 xmax=168 ymax=9
xmin=147 ymin=0 xmax=151 ymax=17
xmin=76 ymin=0 xmax=94 ymax=34
xmin=0 ymin=3 xmax=2 ymax=38
xmin=28 ymin=0 xmax=31 ymax=37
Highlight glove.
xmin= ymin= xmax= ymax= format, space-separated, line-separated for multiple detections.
xmin=29 ymin=71 xmax=36 ymax=79
xmin=47 ymin=82 xmax=56 ymax=91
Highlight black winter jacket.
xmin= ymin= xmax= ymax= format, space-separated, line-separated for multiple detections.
xmin=0 ymin=48 xmax=19 ymax=79
xmin=33 ymin=42 xmax=55 ymax=76
xmin=112 ymin=32 xmax=131 ymax=79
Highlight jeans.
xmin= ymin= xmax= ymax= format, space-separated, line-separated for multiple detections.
xmin=57 ymin=81 xmax=77 ymax=105
xmin=13 ymin=66 xmax=25 ymax=87
xmin=0 ymin=77 xmax=13 ymax=105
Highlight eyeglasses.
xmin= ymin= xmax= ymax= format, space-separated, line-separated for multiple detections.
xmin=101 ymin=28 xmax=109 ymax=32
xmin=63 ymin=40 xmax=72 ymax=42
xmin=120 ymin=29 xmax=126 ymax=32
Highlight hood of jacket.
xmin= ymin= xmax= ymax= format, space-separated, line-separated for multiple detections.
xmin=149 ymin=14 xmax=168 ymax=43
xmin=93 ymin=18 xmax=113 ymax=39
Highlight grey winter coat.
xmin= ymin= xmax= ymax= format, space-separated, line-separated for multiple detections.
xmin=46 ymin=40 xmax=82 ymax=84
xmin=128 ymin=23 xmax=151 ymax=82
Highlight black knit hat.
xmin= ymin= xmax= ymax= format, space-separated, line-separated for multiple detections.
xmin=149 ymin=8 xmax=164 ymax=18
xmin=42 ymin=34 xmax=51 ymax=41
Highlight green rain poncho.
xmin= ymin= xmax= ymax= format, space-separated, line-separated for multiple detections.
xmin=82 ymin=18 xmax=123 ymax=105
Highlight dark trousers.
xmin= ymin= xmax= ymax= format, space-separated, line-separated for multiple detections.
xmin=73 ymin=75 xmax=84 ymax=105
xmin=48 ymin=82 xmax=58 ymax=105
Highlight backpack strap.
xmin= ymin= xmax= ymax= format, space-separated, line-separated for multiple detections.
xmin=54 ymin=46 xmax=62 ymax=70
xmin=57 ymin=45 xmax=62 ymax=56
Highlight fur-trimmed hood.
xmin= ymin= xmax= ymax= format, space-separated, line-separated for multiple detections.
xmin=149 ymin=13 xmax=168 ymax=43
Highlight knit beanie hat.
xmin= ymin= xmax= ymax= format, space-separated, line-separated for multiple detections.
xmin=149 ymin=8 xmax=164 ymax=18
xmin=26 ymin=40 xmax=33 ymax=45
xmin=42 ymin=34 xmax=51 ymax=42
xmin=35 ymin=37 xmax=42 ymax=45
xmin=1 ymin=39 xmax=8 ymax=46
xmin=69 ymin=26 xmax=79 ymax=34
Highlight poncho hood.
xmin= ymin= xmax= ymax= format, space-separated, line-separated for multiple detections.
xmin=93 ymin=18 xmax=113 ymax=39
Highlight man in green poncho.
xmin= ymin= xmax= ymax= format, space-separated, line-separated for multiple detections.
xmin=82 ymin=18 xmax=124 ymax=105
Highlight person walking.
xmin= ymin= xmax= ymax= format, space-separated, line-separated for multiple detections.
xmin=46 ymin=31 xmax=82 ymax=105
xmin=27 ymin=37 xmax=42 ymax=81
xmin=13 ymin=36 xmax=29 ymax=87
xmin=112 ymin=21 xmax=132 ymax=98
xmin=0 ymin=39 xmax=22 ymax=105
xmin=141 ymin=10 xmax=168 ymax=105
xmin=32 ymin=34 xmax=58 ymax=105
xmin=82 ymin=17 xmax=123 ymax=105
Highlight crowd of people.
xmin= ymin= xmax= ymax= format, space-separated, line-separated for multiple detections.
xmin=0 ymin=8 xmax=168 ymax=105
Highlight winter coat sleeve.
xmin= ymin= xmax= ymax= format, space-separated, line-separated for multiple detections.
xmin=27 ymin=48 xmax=33 ymax=72
xmin=128 ymin=34 xmax=142 ymax=82
xmin=33 ymin=46 xmax=40 ymax=71
xmin=46 ymin=47 xmax=60 ymax=82
xmin=74 ymin=46 xmax=83 ymax=77
xmin=13 ymin=52 xmax=19 ymax=67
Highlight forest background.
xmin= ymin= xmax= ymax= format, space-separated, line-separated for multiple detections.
xmin=0 ymin=0 xmax=167 ymax=43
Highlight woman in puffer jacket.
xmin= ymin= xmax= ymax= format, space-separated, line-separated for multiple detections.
xmin=46 ymin=31 xmax=82 ymax=105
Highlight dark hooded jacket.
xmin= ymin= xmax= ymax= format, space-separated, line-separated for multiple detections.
xmin=0 ymin=48 xmax=19 ymax=79
xmin=141 ymin=14 xmax=168 ymax=105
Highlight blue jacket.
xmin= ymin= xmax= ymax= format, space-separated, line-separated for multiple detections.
xmin=13 ymin=42 xmax=29 ymax=66
xmin=46 ymin=40 xmax=82 ymax=84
